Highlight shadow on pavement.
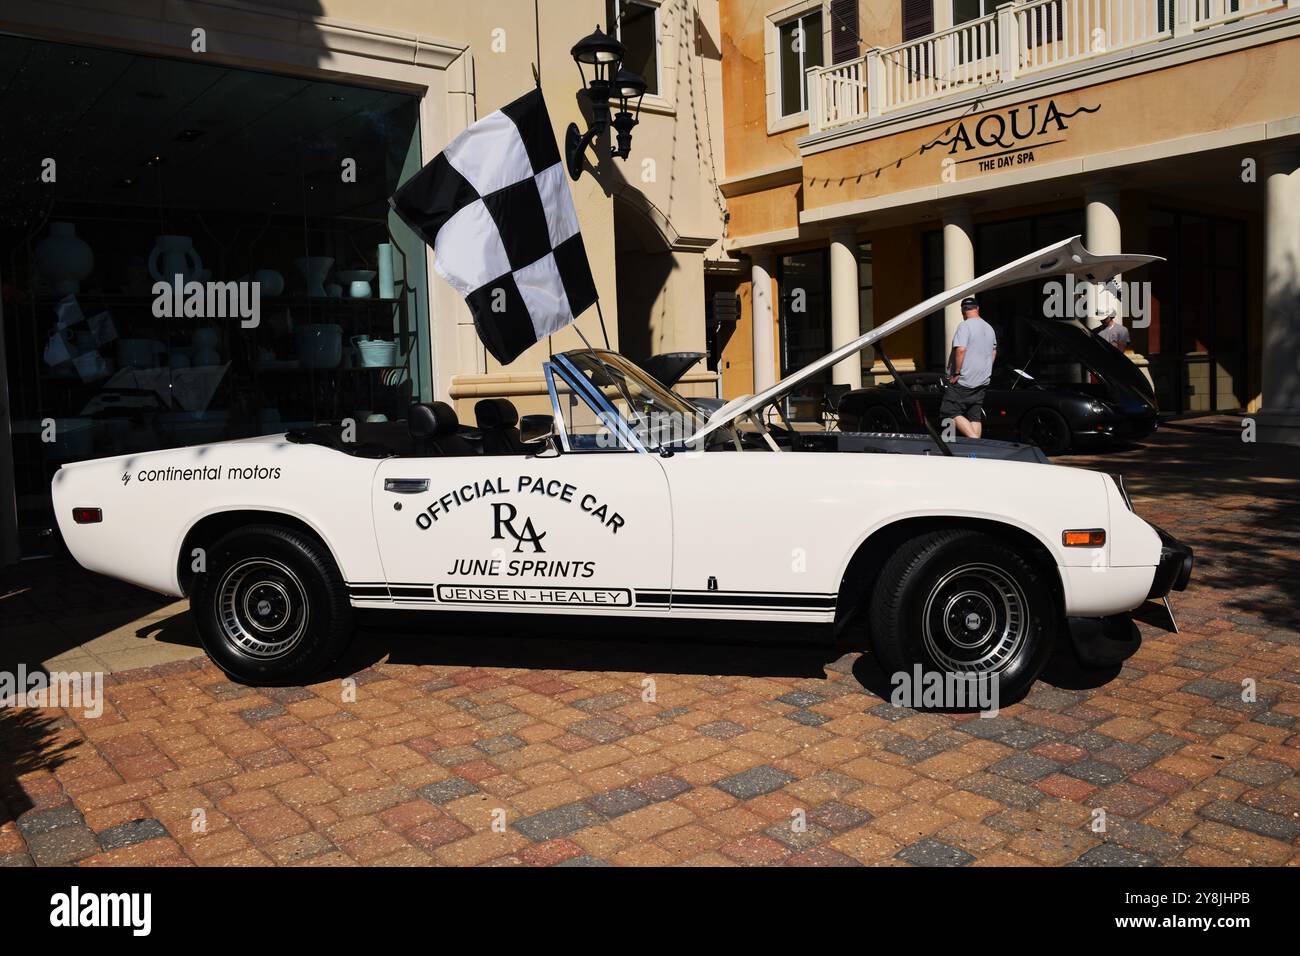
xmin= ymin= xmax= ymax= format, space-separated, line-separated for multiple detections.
xmin=1058 ymin=415 xmax=1300 ymax=634
xmin=132 ymin=609 xmax=204 ymax=652
xmin=338 ymin=610 xmax=847 ymax=681
xmin=0 ymin=707 xmax=78 ymax=830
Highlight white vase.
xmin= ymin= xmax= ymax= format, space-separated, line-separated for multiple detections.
xmin=148 ymin=235 xmax=203 ymax=283
xmin=35 ymin=222 xmax=94 ymax=295
xmin=376 ymin=243 xmax=395 ymax=299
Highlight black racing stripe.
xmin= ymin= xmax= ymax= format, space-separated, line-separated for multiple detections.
xmin=665 ymin=598 xmax=837 ymax=613
xmin=389 ymin=586 xmax=436 ymax=598
xmin=355 ymin=585 xmax=835 ymax=610
xmin=633 ymin=589 xmax=835 ymax=610
xmin=671 ymin=588 xmax=837 ymax=599
xmin=669 ymin=594 xmax=836 ymax=609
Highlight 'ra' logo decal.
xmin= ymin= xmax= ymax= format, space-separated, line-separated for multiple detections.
xmin=492 ymin=502 xmax=547 ymax=553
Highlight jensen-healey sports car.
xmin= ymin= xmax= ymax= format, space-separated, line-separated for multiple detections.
xmin=52 ymin=237 xmax=1193 ymax=698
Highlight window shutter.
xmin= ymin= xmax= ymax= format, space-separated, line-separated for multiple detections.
xmin=901 ymin=0 xmax=933 ymax=41
xmin=830 ymin=0 xmax=859 ymax=62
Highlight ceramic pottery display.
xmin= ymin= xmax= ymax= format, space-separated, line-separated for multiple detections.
xmin=35 ymin=222 xmax=94 ymax=295
xmin=148 ymin=235 xmax=203 ymax=283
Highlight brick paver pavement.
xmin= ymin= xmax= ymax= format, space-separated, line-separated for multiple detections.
xmin=1 ymin=416 xmax=1297 ymax=866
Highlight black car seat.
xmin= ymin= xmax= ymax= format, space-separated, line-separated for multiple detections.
xmin=408 ymin=402 xmax=477 ymax=456
xmin=475 ymin=398 xmax=526 ymax=455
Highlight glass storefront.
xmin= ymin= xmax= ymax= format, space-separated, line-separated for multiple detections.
xmin=0 ymin=34 xmax=430 ymax=556
xmin=777 ymin=249 xmax=829 ymax=420
xmin=1146 ymin=208 xmax=1247 ymax=413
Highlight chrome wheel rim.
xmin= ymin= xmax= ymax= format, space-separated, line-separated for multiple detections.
xmin=216 ymin=558 xmax=309 ymax=659
xmin=921 ymin=563 xmax=1028 ymax=673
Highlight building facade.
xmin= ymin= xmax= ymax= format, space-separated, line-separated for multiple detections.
xmin=716 ymin=0 xmax=1300 ymax=437
xmin=0 ymin=0 xmax=728 ymax=562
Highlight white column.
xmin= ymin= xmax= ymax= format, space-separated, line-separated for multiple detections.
xmin=942 ymin=207 xmax=975 ymax=357
xmin=1085 ymin=183 xmax=1123 ymax=328
xmin=829 ymin=229 xmax=863 ymax=390
xmin=1258 ymin=151 xmax=1300 ymax=444
xmin=750 ymin=252 xmax=777 ymax=393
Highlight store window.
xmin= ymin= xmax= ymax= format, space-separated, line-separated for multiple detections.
xmin=778 ymin=249 xmax=830 ymax=420
xmin=952 ymin=0 xmax=1000 ymax=23
xmin=779 ymin=9 xmax=824 ymax=116
xmin=608 ymin=0 xmax=661 ymax=97
xmin=0 ymin=34 xmax=429 ymax=556
xmin=1146 ymin=209 xmax=1246 ymax=414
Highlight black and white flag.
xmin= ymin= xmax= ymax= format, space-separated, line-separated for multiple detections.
xmin=389 ymin=88 xmax=598 ymax=365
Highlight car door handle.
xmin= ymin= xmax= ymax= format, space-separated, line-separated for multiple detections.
xmin=384 ymin=478 xmax=429 ymax=494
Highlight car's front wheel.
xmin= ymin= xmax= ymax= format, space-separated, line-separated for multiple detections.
xmin=1020 ymin=407 xmax=1071 ymax=455
xmin=868 ymin=530 xmax=1056 ymax=705
xmin=191 ymin=524 xmax=353 ymax=685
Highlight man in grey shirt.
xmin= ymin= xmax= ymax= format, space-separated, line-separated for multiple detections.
xmin=941 ymin=296 xmax=997 ymax=438
xmin=1098 ymin=312 xmax=1131 ymax=351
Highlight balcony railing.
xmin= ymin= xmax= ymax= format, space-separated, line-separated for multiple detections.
xmin=806 ymin=0 xmax=1291 ymax=133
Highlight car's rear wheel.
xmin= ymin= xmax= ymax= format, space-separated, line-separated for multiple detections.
xmin=868 ymin=530 xmax=1055 ymax=705
xmin=1020 ymin=407 xmax=1071 ymax=455
xmin=191 ymin=524 xmax=353 ymax=685
xmin=862 ymin=405 xmax=901 ymax=432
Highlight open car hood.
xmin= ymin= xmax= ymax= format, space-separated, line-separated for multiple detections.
xmin=640 ymin=352 xmax=706 ymax=389
xmin=696 ymin=236 xmax=1160 ymax=443
xmin=1026 ymin=318 xmax=1157 ymax=408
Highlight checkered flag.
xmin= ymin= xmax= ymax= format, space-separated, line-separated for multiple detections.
xmin=389 ymin=88 xmax=598 ymax=365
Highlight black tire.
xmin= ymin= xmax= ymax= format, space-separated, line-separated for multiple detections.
xmin=191 ymin=524 xmax=353 ymax=685
xmin=868 ymin=530 xmax=1056 ymax=705
xmin=1019 ymin=407 xmax=1071 ymax=455
xmin=862 ymin=404 xmax=901 ymax=432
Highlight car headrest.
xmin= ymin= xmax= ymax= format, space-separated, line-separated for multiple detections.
xmin=408 ymin=401 xmax=459 ymax=439
xmin=475 ymin=398 xmax=519 ymax=430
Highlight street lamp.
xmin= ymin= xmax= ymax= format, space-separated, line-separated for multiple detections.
xmin=610 ymin=68 xmax=646 ymax=161
xmin=565 ymin=26 xmax=645 ymax=179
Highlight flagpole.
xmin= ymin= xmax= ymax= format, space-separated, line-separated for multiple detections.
xmin=593 ymin=297 xmax=612 ymax=350
xmin=534 ymin=0 xmax=542 ymax=87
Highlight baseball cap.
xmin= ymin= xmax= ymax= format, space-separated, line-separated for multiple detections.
xmin=960 ymin=296 xmax=978 ymax=311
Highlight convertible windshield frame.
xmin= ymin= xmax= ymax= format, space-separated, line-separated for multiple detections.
xmin=554 ymin=350 xmax=714 ymax=452
xmin=545 ymin=357 xmax=645 ymax=453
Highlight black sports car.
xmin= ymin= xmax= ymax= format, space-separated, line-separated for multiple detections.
xmin=838 ymin=320 xmax=1158 ymax=455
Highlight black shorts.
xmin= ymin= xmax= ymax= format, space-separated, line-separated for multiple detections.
xmin=939 ymin=382 xmax=987 ymax=422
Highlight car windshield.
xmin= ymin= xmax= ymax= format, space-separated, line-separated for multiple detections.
xmin=560 ymin=350 xmax=712 ymax=450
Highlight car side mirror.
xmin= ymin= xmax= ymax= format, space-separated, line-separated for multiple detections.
xmin=520 ymin=414 xmax=558 ymax=451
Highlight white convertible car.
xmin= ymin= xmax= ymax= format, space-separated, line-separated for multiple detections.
xmin=53 ymin=238 xmax=1192 ymax=695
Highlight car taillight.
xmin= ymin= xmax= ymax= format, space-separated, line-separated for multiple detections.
xmin=72 ymin=508 xmax=102 ymax=524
